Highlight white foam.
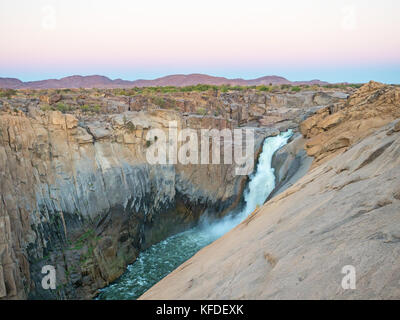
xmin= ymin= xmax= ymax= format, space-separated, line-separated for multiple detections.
xmin=199 ymin=130 xmax=293 ymax=240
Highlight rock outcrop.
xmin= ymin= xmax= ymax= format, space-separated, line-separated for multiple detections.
xmin=0 ymin=86 xmax=349 ymax=299
xmin=140 ymin=82 xmax=400 ymax=300
xmin=300 ymin=81 xmax=400 ymax=166
xmin=268 ymin=134 xmax=313 ymax=200
xmin=0 ymin=109 xmax=263 ymax=299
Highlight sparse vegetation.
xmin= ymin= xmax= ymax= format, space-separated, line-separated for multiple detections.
xmin=179 ymin=84 xmax=217 ymax=92
xmin=196 ymin=107 xmax=207 ymax=115
xmin=55 ymin=102 xmax=72 ymax=113
xmin=230 ymin=85 xmax=245 ymax=91
xmin=0 ymin=89 xmax=17 ymax=98
xmin=38 ymin=102 xmax=102 ymax=114
xmin=291 ymin=86 xmax=301 ymax=92
xmin=80 ymin=104 xmax=101 ymax=113
xmin=2 ymin=83 xmax=359 ymax=121
xmin=69 ymin=83 xmax=359 ymax=98
xmin=126 ymin=121 xmax=136 ymax=132
xmin=68 ymin=229 xmax=98 ymax=251
xmin=151 ymin=96 xmax=167 ymax=107
xmin=220 ymin=85 xmax=230 ymax=93
xmin=256 ymin=85 xmax=271 ymax=92
xmin=323 ymin=83 xmax=363 ymax=89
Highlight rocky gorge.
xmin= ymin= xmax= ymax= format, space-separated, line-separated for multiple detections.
xmin=141 ymin=82 xmax=400 ymax=300
xmin=0 ymin=85 xmax=355 ymax=299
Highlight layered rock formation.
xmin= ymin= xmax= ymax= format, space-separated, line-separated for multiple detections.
xmin=300 ymin=81 xmax=400 ymax=166
xmin=0 ymin=109 xmax=259 ymax=299
xmin=0 ymin=86 xmax=348 ymax=299
xmin=140 ymin=82 xmax=400 ymax=300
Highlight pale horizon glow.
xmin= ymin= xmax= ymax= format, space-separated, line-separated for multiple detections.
xmin=1 ymin=0 xmax=399 ymax=83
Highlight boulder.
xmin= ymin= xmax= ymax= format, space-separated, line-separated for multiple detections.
xmin=319 ymin=113 xmax=345 ymax=130
xmin=86 ymin=124 xmax=112 ymax=140
xmin=75 ymin=127 xmax=94 ymax=144
xmin=39 ymin=94 xmax=62 ymax=105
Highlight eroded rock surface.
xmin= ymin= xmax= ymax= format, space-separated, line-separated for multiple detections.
xmin=0 ymin=87 xmax=349 ymax=299
xmin=300 ymin=81 xmax=400 ymax=166
xmin=140 ymin=83 xmax=400 ymax=300
xmin=0 ymin=109 xmax=258 ymax=299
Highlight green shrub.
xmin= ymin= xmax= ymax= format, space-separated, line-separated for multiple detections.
xmin=151 ymin=96 xmax=166 ymax=107
xmin=348 ymin=84 xmax=363 ymax=89
xmin=220 ymin=85 xmax=230 ymax=93
xmin=0 ymin=89 xmax=17 ymax=98
xmin=291 ymin=86 xmax=301 ymax=92
xmin=196 ymin=107 xmax=207 ymax=115
xmin=40 ymin=105 xmax=52 ymax=112
xmin=126 ymin=122 xmax=136 ymax=132
xmin=55 ymin=102 xmax=71 ymax=113
xmin=80 ymin=104 xmax=101 ymax=113
xmin=178 ymin=84 xmax=215 ymax=92
xmin=160 ymin=86 xmax=178 ymax=93
xmin=231 ymin=85 xmax=245 ymax=91
xmin=92 ymin=105 xmax=101 ymax=113
xmin=256 ymin=85 xmax=271 ymax=92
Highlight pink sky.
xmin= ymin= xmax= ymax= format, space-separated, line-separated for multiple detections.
xmin=1 ymin=0 xmax=399 ymax=83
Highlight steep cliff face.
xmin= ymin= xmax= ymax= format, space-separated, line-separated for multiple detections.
xmin=140 ymin=83 xmax=400 ymax=300
xmin=0 ymin=108 xmax=264 ymax=299
xmin=268 ymin=134 xmax=313 ymax=200
xmin=0 ymin=88 xmax=347 ymax=299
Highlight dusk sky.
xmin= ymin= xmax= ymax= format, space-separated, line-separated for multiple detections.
xmin=1 ymin=0 xmax=399 ymax=83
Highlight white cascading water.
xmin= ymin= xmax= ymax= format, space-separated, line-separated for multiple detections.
xmin=243 ymin=129 xmax=294 ymax=215
xmin=98 ymin=130 xmax=293 ymax=300
xmin=202 ymin=129 xmax=293 ymax=239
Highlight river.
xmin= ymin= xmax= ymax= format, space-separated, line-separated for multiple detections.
xmin=96 ymin=129 xmax=293 ymax=300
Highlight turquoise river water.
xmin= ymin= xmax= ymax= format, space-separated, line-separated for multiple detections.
xmin=97 ymin=130 xmax=292 ymax=299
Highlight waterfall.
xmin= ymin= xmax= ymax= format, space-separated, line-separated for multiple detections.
xmin=243 ymin=129 xmax=293 ymax=215
xmin=97 ymin=130 xmax=293 ymax=300
xmin=199 ymin=129 xmax=293 ymax=240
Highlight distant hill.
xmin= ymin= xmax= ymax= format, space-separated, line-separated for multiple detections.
xmin=0 ymin=74 xmax=329 ymax=89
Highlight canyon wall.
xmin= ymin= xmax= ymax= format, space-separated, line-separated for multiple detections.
xmin=0 ymin=88 xmax=346 ymax=299
xmin=0 ymin=109 xmax=260 ymax=299
xmin=140 ymin=82 xmax=400 ymax=300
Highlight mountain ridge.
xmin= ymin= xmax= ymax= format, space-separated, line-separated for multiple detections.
xmin=0 ymin=73 xmax=329 ymax=89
